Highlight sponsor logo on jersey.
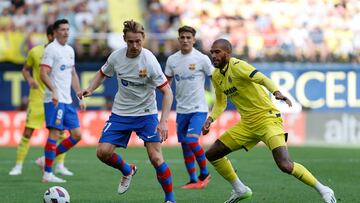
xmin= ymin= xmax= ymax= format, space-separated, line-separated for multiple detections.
xmin=59 ymin=64 xmax=72 ymax=71
xmin=121 ymin=79 xmax=129 ymax=86
xmin=55 ymin=119 xmax=61 ymax=125
xmin=121 ymin=79 xmax=145 ymax=87
xmin=174 ymin=74 xmax=195 ymax=81
xmin=139 ymin=68 xmax=147 ymax=78
xmin=188 ymin=64 xmax=196 ymax=70
xmin=223 ymin=86 xmax=238 ymax=96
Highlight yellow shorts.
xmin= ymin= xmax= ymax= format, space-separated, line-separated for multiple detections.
xmin=219 ymin=116 xmax=287 ymax=151
xmin=25 ymin=102 xmax=44 ymax=129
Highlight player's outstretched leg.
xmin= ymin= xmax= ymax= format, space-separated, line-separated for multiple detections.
xmin=272 ymin=146 xmax=336 ymax=203
xmin=292 ymin=162 xmax=336 ymax=203
xmin=96 ymin=143 xmax=137 ymax=194
xmin=211 ymin=157 xmax=252 ymax=202
xmin=206 ymin=140 xmax=252 ymax=202
xmin=118 ymin=164 xmax=137 ymax=194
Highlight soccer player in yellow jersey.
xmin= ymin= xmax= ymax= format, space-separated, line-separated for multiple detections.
xmin=9 ymin=25 xmax=73 ymax=176
xmin=202 ymin=39 xmax=336 ymax=203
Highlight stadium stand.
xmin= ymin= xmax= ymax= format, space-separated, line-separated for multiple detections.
xmin=0 ymin=0 xmax=359 ymax=63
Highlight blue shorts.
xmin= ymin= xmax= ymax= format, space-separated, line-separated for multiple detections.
xmin=176 ymin=112 xmax=207 ymax=143
xmin=99 ymin=113 xmax=160 ymax=148
xmin=44 ymin=102 xmax=80 ymax=131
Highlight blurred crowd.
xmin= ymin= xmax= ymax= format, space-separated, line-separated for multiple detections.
xmin=0 ymin=0 xmax=111 ymax=63
xmin=1 ymin=0 xmax=360 ymax=63
xmin=146 ymin=0 xmax=360 ymax=63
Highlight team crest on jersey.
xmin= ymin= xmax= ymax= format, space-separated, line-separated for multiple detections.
xmin=139 ymin=69 xmax=147 ymax=78
xmin=188 ymin=64 xmax=196 ymax=70
xmin=55 ymin=119 xmax=61 ymax=125
xmin=228 ymin=76 xmax=232 ymax=83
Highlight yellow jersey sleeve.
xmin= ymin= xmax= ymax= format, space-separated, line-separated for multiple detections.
xmin=209 ymin=71 xmax=227 ymax=121
xmin=236 ymin=60 xmax=278 ymax=94
xmin=25 ymin=48 xmax=35 ymax=68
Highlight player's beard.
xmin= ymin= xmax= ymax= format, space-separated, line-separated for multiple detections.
xmin=214 ymin=57 xmax=227 ymax=69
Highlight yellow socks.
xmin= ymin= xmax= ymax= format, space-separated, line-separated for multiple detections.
xmin=210 ymin=156 xmax=238 ymax=183
xmin=291 ymin=162 xmax=317 ymax=187
xmin=15 ymin=137 xmax=30 ymax=164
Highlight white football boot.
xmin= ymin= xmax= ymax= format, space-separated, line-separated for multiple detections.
xmin=321 ymin=186 xmax=336 ymax=203
xmin=224 ymin=186 xmax=253 ymax=203
xmin=42 ymin=172 xmax=66 ymax=183
xmin=117 ymin=165 xmax=137 ymax=194
xmin=9 ymin=164 xmax=23 ymax=176
xmin=55 ymin=164 xmax=74 ymax=176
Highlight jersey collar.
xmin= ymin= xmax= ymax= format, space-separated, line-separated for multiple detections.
xmin=220 ymin=62 xmax=229 ymax=75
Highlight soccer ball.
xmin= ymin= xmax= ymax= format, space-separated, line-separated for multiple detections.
xmin=43 ymin=186 xmax=70 ymax=203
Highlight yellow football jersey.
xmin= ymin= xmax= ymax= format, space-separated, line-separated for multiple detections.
xmin=26 ymin=45 xmax=46 ymax=103
xmin=210 ymin=57 xmax=280 ymax=126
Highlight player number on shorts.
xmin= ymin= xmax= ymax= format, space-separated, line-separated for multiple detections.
xmin=56 ymin=109 xmax=63 ymax=120
xmin=103 ymin=122 xmax=112 ymax=132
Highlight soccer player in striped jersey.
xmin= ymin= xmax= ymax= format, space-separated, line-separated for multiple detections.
xmin=165 ymin=26 xmax=213 ymax=189
xmin=81 ymin=20 xmax=175 ymax=203
xmin=9 ymin=25 xmax=73 ymax=177
xmin=39 ymin=19 xmax=86 ymax=183
xmin=202 ymin=39 xmax=336 ymax=203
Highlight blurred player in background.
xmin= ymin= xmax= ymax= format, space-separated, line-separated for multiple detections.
xmin=202 ymin=39 xmax=336 ymax=203
xmin=165 ymin=25 xmax=213 ymax=189
xmin=38 ymin=19 xmax=86 ymax=183
xmin=9 ymin=24 xmax=73 ymax=177
xmin=81 ymin=20 xmax=175 ymax=203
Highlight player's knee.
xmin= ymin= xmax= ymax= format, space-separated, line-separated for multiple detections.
xmin=23 ymin=133 xmax=32 ymax=139
xmin=71 ymin=133 xmax=81 ymax=141
xmin=149 ymin=155 xmax=163 ymax=167
xmin=277 ymin=160 xmax=293 ymax=174
xmin=96 ymin=147 xmax=111 ymax=162
xmin=205 ymin=150 xmax=215 ymax=162
xmin=73 ymin=134 xmax=81 ymax=141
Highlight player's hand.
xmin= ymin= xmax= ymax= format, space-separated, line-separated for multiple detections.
xmin=157 ymin=120 xmax=168 ymax=143
xmin=273 ymin=91 xmax=292 ymax=107
xmin=28 ymin=79 xmax=39 ymax=89
xmin=79 ymin=98 xmax=86 ymax=111
xmin=202 ymin=117 xmax=213 ymax=135
xmin=52 ymin=90 xmax=59 ymax=108
xmin=81 ymin=89 xmax=93 ymax=97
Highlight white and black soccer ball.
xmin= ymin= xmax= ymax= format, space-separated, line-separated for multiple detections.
xmin=43 ymin=186 xmax=70 ymax=203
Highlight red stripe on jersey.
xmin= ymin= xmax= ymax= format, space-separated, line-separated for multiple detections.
xmin=40 ymin=64 xmax=51 ymax=69
xmin=157 ymin=80 xmax=168 ymax=89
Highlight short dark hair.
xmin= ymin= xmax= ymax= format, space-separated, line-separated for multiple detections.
xmin=178 ymin=26 xmax=196 ymax=37
xmin=213 ymin=38 xmax=232 ymax=53
xmin=46 ymin=24 xmax=54 ymax=35
xmin=53 ymin=19 xmax=69 ymax=30
xmin=123 ymin=20 xmax=145 ymax=37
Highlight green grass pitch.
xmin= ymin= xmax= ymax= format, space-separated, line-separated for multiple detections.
xmin=1 ymin=146 xmax=359 ymax=202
